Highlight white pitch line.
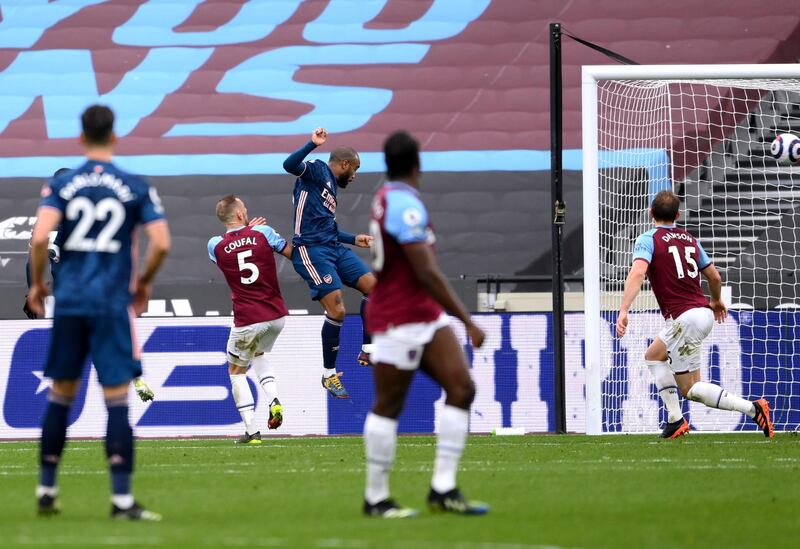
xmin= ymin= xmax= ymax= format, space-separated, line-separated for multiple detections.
xmin=0 ymin=444 xmax=300 ymax=452
xmin=0 ymin=439 xmax=580 ymax=450
xmin=4 ymin=461 xmax=797 ymax=478
xmin=14 ymin=536 xmax=163 ymax=546
xmin=13 ymin=537 xmax=576 ymax=549
xmin=205 ymin=538 xmax=288 ymax=547
xmin=313 ymin=540 xmax=576 ymax=549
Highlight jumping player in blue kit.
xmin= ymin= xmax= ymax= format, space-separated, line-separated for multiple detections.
xmin=27 ymin=105 xmax=171 ymax=520
xmin=283 ymin=127 xmax=376 ymax=398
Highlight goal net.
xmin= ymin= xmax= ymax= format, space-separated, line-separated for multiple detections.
xmin=582 ymin=65 xmax=800 ymax=434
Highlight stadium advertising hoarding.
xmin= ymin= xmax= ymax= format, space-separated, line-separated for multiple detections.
xmin=1 ymin=312 xmax=796 ymax=439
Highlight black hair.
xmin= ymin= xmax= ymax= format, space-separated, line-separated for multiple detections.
xmin=383 ymin=131 xmax=419 ymax=180
xmin=329 ymin=146 xmax=358 ymax=164
xmin=651 ymin=190 xmax=680 ymax=222
xmin=53 ymin=168 xmax=70 ymax=177
xmin=81 ymin=105 xmax=115 ymax=145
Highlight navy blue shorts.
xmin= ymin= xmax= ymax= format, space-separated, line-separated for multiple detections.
xmin=44 ymin=313 xmax=142 ymax=387
xmin=292 ymin=242 xmax=370 ymax=300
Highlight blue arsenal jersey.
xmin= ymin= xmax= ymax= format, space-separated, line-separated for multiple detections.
xmin=291 ymin=159 xmax=341 ymax=247
xmin=39 ymin=160 xmax=165 ymax=316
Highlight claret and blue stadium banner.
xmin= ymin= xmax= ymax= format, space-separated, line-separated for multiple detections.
xmin=0 ymin=312 xmax=797 ymax=438
xmin=0 ymin=0 xmax=519 ymax=177
xmin=0 ymin=0 xmax=592 ymax=305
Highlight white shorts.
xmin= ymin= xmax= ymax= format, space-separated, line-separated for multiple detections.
xmin=226 ymin=317 xmax=286 ymax=368
xmin=657 ymin=307 xmax=714 ymax=374
xmin=372 ymin=313 xmax=451 ymax=371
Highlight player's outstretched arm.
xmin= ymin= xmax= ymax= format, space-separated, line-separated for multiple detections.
xmin=282 ymin=128 xmax=326 ymax=176
xmin=337 ymin=230 xmax=372 ymax=248
xmin=133 ymin=220 xmax=171 ymax=316
xmin=701 ymin=264 xmax=727 ymax=323
xmin=27 ymin=207 xmax=62 ymax=317
xmin=402 ymin=242 xmax=485 ymax=348
xmin=338 ymin=230 xmax=356 ymax=245
xmin=616 ymin=260 xmax=648 ymax=337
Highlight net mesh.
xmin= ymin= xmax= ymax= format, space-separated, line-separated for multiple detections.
xmin=596 ymin=77 xmax=800 ymax=433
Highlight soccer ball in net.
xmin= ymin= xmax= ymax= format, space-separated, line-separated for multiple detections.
xmin=769 ymin=133 xmax=800 ymax=163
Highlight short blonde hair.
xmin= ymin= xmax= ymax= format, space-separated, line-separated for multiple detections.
xmin=216 ymin=194 xmax=242 ymax=223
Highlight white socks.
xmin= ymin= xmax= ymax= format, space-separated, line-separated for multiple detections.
xmin=364 ymin=412 xmax=398 ymax=505
xmin=111 ymin=494 xmax=134 ymax=510
xmin=36 ymin=485 xmax=57 ymax=498
xmin=230 ymin=374 xmax=256 ymax=434
xmin=646 ymin=360 xmax=683 ymax=423
xmin=364 ymin=406 xmax=470 ymax=503
xmin=687 ymin=381 xmax=755 ymax=418
xmin=431 ymin=405 xmax=469 ymax=494
xmin=251 ymin=355 xmax=279 ymax=404
xmin=647 ymin=361 xmax=757 ymax=421
xmin=38 ymin=485 xmax=133 ymax=510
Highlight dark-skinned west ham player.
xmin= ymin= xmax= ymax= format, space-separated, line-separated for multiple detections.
xmin=617 ymin=190 xmax=774 ymax=439
xmin=362 ymin=131 xmax=489 ymax=518
xmin=207 ymin=196 xmax=292 ymax=445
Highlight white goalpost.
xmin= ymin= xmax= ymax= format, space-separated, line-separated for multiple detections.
xmin=582 ymin=64 xmax=800 ymax=435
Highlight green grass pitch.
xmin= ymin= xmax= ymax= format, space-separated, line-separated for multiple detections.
xmin=1 ymin=434 xmax=797 ymax=548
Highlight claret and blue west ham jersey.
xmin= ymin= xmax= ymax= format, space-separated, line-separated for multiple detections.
xmin=39 ymin=160 xmax=165 ymax=316
xmin=366 ymin=182 xmax=443 ymax=334
xmin=633 ymin=225 xmax=713 ymax=319
xmin=208 ymin=225 xmax=289 ymax=327
xmin=291 ymin=159 xmax=341 ymax=247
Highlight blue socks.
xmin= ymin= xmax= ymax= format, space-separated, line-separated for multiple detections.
xmin=360 ymin=296 xmax=372 ymax=347
xmin=39 ymin=392 xmax=73 ymax=489
xmin=105 ymin=394 xmax=133 ymax=496
xmin=39 ymin=390 xmax=134 ymax=505
xmin=322 ymin=315 xmax=342 ymax=372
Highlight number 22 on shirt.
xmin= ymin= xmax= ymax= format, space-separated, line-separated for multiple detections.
xmin=63 ymin=197 xmax=126 ymax=253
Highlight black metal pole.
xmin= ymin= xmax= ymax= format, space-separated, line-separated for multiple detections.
xmin=549 ymin=22 xmax=567 ymax=434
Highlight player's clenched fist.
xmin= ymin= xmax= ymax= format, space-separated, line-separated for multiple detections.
xmin=311 ymin=127 xmax=328 ymax=146
xmin=355 ymin=234 xmax=373 ymax=248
